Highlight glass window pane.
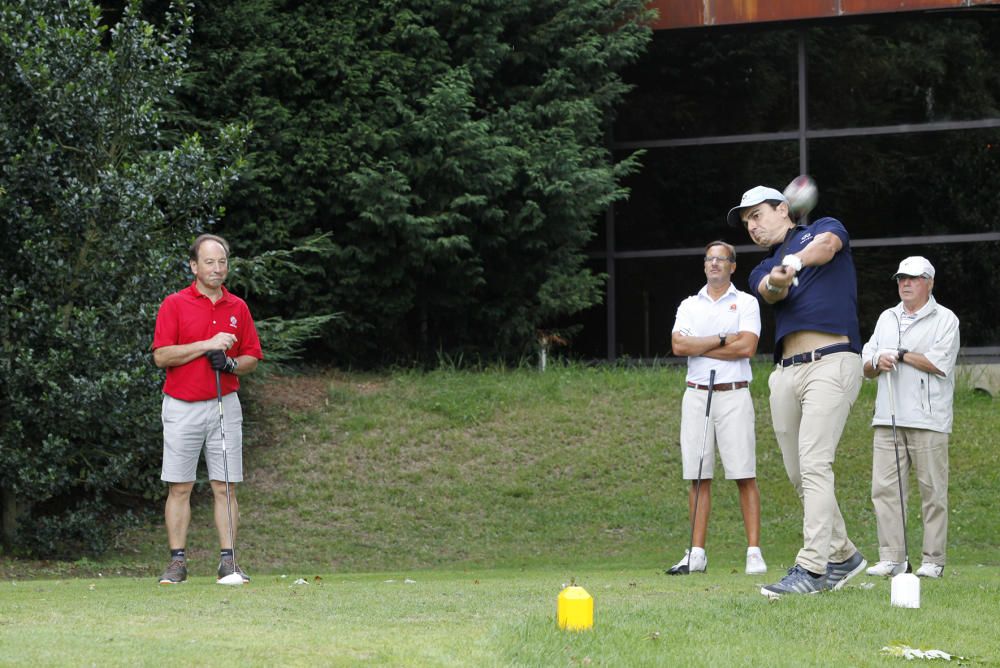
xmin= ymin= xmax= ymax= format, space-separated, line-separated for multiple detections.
xmin=808 ymin=16 xmax=1000 ymax=129
xmin=613 ymin=142 xmax=798 ymax=251
xmin=615 ymin=27 xmax=799 ymax=142
xmin=809 ymin=130 xmax=1000 ymax=240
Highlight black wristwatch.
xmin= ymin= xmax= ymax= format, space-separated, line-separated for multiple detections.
xmin=719 ymin=333 xmax=727 ymax=347
xmin=897 ymin=349 xmax=908 ymax=363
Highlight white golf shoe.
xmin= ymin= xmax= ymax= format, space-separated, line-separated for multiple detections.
xmin=866 ymin=560 xmax=904 ymax=577
xmin=915 ymin=562 xmax=944 ymax=578
xmin=745 ymin=549 xmax=767 ymax=575
xmin=666 ymin=548 xmax=706 ymax=574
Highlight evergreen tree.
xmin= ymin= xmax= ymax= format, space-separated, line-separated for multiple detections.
xmin=176 ymin=0 xmax=654 ymax=362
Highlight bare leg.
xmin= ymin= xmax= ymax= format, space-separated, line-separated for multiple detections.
xmin=164 ymin=482 xmax=194 ymax=550
xmin=211 ymin=480 xmax=239 ymax=550
xmin=736 ymin=477 xmax=761 ymax=547
xmin=690 ymin=479 xmax=712 ymax=549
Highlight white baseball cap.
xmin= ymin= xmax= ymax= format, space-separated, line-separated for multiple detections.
xmin=892 ymin=256 xmax=935 ymax=279
xmin=727 ymin=186 xmax=787 ymax=227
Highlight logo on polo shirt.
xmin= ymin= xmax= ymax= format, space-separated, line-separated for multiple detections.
xmin=799 ymin=232 xmax=813 ymax=245
xmin=230 ymin=316 xmax=238 ymax=329
xmin=729 ymin=303 xmax=737 ymax=311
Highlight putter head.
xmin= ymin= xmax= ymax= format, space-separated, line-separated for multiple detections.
xmin=665 ymin=564 xmax=690 ymax=576
xmin=217 ymin=573 xmax=246 ymax=586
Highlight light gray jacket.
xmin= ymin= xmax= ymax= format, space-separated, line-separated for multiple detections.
xmin=861 ymin=296 xmax=960 ymax=434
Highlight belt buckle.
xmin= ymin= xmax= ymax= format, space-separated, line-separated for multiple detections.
xmin=792 ymin=350 xmax=815 ymax=366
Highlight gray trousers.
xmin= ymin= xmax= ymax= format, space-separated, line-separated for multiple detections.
xmin=871 ymin=426 xmax=949 ymax=566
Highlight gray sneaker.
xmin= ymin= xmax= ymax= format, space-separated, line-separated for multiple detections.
xmin=217 ymin=557 xmax=250 ymax=583
xmin=158 ymin=559 xmax=187 ymax=584
xmin=826 ymin=551 xmax=867 ymax=591
xmin=760 ymin=565 xmax=826 ymax=598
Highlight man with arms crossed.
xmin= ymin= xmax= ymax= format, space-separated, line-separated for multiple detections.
xmin=862 ymin=256 xmax=958 ymax=579
xmin=728 ymin=186 xmax=866 ymax=598
xmin=668 ymin=241 xmax=767 ymax=576
xmin=152 ymin=234 xmax=263 ymax=585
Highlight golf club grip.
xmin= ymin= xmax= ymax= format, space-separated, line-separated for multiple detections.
xmin=215 ymin=368 xmax=223 ymax=401
xmin=704 ymin=369 xmax=716 ymax=416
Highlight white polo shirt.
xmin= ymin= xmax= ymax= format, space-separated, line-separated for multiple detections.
xmin=672 ymin=283 xmax=761 ymax=385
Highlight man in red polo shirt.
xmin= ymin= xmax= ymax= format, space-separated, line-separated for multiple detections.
xmin=152 ymin=234 xmax=263 ymax=585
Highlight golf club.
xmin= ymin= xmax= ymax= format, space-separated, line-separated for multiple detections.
xmin=887 ymin=370 xmax=920 ymax=607
xmin=668 ymin=368 xmax=715 ymax=575
xmin=215 ymin=368 xmax=245 ymax=586
xmin=886 ymin=370 xmax=912 ymax=573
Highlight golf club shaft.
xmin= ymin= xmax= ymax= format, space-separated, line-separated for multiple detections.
xmin=886 ymin=371 xmax=910 ymax=572
xmin=687 ymin=369 xmax=716 ymax=570
xmin=216 ymin=369 xmax=238 ymax=568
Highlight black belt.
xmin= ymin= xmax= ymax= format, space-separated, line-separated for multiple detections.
xmin=779 ymin=343 xmax=855 ymax=367
xmin=686 ymin=381 xmax=749 ymax=392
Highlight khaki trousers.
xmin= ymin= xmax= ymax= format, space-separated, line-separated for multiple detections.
xmin=872 ymin=426 xmax=949 ymax=566
xmin=768 ymin=353 xmax=862 ymax=574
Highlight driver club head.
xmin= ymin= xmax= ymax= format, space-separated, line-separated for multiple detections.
xmin=216 ymin=573 xmax=246 ymax=586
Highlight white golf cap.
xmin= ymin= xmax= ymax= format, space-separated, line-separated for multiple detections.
xmin=727 ymin=186 xmax=787 ymax=227
xmin=892 ymin=256 xmax=935 ymax=279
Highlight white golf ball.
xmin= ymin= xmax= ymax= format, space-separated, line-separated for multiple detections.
xmin=784 ymin=175 xmax=818 ymax=216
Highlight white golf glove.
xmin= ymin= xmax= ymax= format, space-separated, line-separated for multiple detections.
xmin=781 ymin=255 xmax=801 ymax=286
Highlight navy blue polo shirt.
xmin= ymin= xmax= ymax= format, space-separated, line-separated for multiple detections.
xmin=748 ymin=217 xmax=861 ymax=363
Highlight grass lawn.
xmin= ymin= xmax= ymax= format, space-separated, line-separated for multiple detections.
xmin=2 ymin=566 xmax=997 ymax=666
xmin=1 ymin=363 xmax=998 ymax=665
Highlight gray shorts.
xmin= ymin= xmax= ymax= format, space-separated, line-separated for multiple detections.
xmin=161 ymin=393 xmax=243 ymax=483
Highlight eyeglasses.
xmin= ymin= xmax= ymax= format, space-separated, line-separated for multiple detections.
xmin=704 ymin=256 xmax=734 ymax=264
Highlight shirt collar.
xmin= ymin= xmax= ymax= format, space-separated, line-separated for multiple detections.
xmin=698 ymin=282 xmax=738 ymax=301
xmin=895 ymin=295 xmax=937 ymax=319
xmin=185 ymin=281 xmax=231 ymax=302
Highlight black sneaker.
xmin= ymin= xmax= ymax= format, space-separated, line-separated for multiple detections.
xmin=760 ymin=565 xmax=826 ymax=598
xmin=158 ymin=559 xmax=187 ymax=584
xmin=826 ymin=551 xmax=867 ymax=591
xmin=217 ymin=557 xmax=250 ymax=584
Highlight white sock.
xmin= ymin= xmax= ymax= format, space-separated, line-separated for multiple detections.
xmin=691 ymin=547 xmax=706 ymax=559
xmin=747 ymin=546 xmax=762 ymax=557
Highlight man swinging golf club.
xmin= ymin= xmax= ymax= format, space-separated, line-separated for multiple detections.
xmin=667 ymin=241 xmax=766 ymax=576
xmin=729 ymin=183 xmax=867 ymax=598
xmin=152 ymin=234 xmax=263 ymax=585
xmin=861 ymin=256 xmax=959 ymax=580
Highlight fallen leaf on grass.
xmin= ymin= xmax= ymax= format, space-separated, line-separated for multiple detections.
xmin=880 ymin=644 xmax=965 ymax=660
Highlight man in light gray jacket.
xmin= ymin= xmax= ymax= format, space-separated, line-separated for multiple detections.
xmin=861 ymin=256 xmax=960 ymax=579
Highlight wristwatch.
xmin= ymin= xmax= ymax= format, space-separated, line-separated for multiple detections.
xmin=719 ymin=333 xmax=727 ymax=347
xmin=897 ymin=349 xmax=908 ymax=363
xmin=765 ymin=278 xmax=783 ymax=294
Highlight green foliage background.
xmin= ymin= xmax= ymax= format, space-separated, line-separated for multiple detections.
xmin=0 ymin=0 xmax=247 ymax=554
xmin=173 ymin=0 xmax=654 ymax=362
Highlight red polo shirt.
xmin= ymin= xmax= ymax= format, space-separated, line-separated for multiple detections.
xmin=152 ymin=282 xmax=264 ymax=401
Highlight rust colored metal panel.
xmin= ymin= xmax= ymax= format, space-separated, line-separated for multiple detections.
xmin=711 ymin=0 xmax=839 ymax=25
xmin=647 ymin=0 xmax=999 ymax=30
xmin=840 ymin=0 xmax=974 ymax=12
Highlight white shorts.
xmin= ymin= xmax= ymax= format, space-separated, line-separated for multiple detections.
xmin=161 ymin=393 xmax=243 ymax=483
xmin=679 ymin=387 xmax=756 ymax=480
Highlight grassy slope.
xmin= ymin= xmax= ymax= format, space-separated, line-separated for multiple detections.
xmin=74 ymin=363 xmax=1000 ymax=578
xmin=2 ymin=365 xmax=999 ymax=666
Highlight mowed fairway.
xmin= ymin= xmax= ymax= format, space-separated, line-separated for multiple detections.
xmin=2 ymin=567 xmax=999 ymax=666
xmin=2 ymin=365 xmax=999 ymax=665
